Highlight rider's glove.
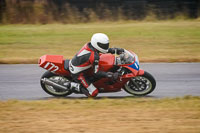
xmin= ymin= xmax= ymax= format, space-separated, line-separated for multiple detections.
xmin=108 ymin=48 xmax=115 ymax=54
xmin=107 ymin=72 xmax=119 ymax=81
xmin=116 ymin=48 xmax=124 ymax=55
xmin=108 ymin=48 xmax=124 ymax=55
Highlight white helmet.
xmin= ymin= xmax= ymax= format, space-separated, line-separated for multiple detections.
xmin=91 ymin=33 xmax=109 ymax=53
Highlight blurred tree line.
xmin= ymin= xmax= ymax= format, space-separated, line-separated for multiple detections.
xmin=0 ymin=0 xmax=199 ymax=24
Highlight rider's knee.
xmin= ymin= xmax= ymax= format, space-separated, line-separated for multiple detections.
xmin=90 ymin=89 xmax=98 ymax=97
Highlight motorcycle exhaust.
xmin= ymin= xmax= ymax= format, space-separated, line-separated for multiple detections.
xmin=41 ymin=78 xmax=68 ymax=91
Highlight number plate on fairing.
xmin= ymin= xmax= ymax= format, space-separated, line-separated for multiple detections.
xmin=44 ymin=62 xmax=59 ymax=72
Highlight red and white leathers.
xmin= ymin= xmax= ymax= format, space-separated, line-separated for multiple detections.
xmin=69 ymin=42 xmax=107 ymax=97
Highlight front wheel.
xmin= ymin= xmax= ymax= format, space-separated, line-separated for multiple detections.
xmin=123 ymin=71 xmax=156 ymax=96
xmin=40 ymin=71 xmax=72 ymax=97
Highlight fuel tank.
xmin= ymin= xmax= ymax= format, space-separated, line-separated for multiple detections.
xmin=99 ymin=54 xmax=115 ymax=72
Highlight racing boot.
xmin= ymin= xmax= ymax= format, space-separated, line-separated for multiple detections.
xmin=64 ymin=82 xmax=81 ymax=93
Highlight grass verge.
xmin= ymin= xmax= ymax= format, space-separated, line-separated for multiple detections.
xmin=0 ymin=20 xmax=200 ymax=64
xmin=0 ymin=96 xmax=200 ymax=133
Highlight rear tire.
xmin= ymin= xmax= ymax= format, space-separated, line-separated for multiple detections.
xmin=123 ymin=71 xmax=156 ymax=96
xmin=40 ymin=71 xmax=72 ymax=97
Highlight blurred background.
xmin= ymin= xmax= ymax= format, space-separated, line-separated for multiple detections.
xmin=0 ymin=0 xmax=200 ymax=63
xmin=0 ymin=0 xmax=199 ymax=23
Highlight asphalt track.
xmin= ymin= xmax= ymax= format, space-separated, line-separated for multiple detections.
xmin=0 ymin=63 xmax=200 ymax=100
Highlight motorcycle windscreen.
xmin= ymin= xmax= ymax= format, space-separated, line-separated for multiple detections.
xmin=125 ymin=50 xmax=140 ymax=71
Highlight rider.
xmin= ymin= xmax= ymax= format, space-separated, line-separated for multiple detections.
xmin=68 ymin=33 xmax=124 ymax=97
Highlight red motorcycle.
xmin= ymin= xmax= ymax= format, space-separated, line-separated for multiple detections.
xmin=39 ymin=49 xmax=156 ymax=97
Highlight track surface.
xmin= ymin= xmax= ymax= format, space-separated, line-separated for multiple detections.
xmin=0 ymin=63 xmax=200 ymax=100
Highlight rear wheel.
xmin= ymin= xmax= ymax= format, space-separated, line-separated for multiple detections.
xmin=40 ymin=71 xmax=72 ymax=97
xmin=123 ymin=71 xmax=156 ymax=96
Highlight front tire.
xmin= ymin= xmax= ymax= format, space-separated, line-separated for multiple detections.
xmin=123 ymin=71 xmax=156 ymax=96
xmin=40 ymin=71 xmax=72 ymax=97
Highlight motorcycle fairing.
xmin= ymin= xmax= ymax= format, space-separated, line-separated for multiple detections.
xmin=121 ymin=69 xmax=145 ymax=79
xmin=39 ymin=55 xmax=70 ymax=76
xmin=128 ymin=62 xmax=139 ymax=71
xmin=93 ymin=77 xmax=130 ymax=92
xmin=39 ymin=55 xmax=63 ymax=66
xmin=119 ymin=50 xmax=144 ymax=77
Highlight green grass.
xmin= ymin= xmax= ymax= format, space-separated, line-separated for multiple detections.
xmin=0 ymin=96 xmax=200 ymax=133
xmin=0 ymin=20 xmax=200 ymax=63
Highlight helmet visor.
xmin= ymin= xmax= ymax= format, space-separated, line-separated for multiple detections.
xmin=97 ymin=42 xmax=109 ymax=50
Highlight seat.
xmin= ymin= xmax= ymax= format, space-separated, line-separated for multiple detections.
xmin=64 ymin=59 xmax=70 ymax=71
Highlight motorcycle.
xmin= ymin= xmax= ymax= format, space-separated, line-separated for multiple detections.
xmin=39 ymin=49 xmax=156 ymax=97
